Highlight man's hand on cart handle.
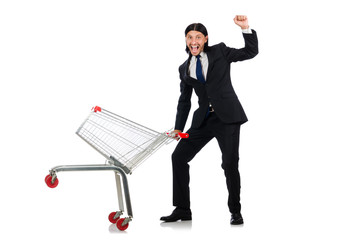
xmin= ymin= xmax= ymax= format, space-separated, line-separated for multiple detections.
xmin=168 ymin=130 xmax=189 ymax=140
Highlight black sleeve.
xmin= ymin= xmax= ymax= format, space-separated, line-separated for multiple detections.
xmin=174 ymin=78 xmax=193 ymax=132
xmin=220 ymin=29 xmax=259 ymax=63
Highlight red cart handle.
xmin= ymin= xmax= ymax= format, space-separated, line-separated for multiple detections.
xmin=167 ymin=131 xmax=189 ymax=139
xmin=177 ymin=132 xmax=189 ymax=139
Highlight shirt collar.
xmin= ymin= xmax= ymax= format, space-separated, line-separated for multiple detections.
xmin=199 ymin=51 xmax=207 ymax=59
xmin=192 ymin=51 xmax=207 ymax=61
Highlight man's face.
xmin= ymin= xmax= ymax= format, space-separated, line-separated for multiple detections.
xmin=186 ymin=30 xmax=208 ymax=56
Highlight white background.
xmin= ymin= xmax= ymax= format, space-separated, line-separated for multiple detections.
xmin=1 ymin=0 xmax=361 ymax=239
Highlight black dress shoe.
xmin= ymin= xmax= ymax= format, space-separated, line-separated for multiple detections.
xmin=230 ymin=213 xmax=244 ymax=225
xmin=160 ymin=208 xmax=192 ymax=222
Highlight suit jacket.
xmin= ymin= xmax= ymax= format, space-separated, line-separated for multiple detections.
xmin=175 ymin=30 xmax=258 ymax=132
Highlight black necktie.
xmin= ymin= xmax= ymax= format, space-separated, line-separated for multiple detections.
xmin=196 ymin=55 xmax=206 ymax=83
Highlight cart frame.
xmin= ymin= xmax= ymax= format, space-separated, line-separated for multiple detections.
xmin=45 ymin=106 xmax=188 ymax=231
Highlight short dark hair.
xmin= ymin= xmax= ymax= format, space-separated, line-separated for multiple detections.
xmin=184 ymin=23 xmax=209 ymax=53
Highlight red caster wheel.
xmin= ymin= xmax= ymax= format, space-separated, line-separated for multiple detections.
xmin=108 ymin=212 xmax=120 ymax=224
xmin=45 ymin=174 xmax=59 ymax=188
xmin=116 ymin=218 xmax=129 ymax=231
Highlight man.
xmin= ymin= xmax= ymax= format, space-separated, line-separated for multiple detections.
xmin=161 ymin=15 xmax=258 ymax=225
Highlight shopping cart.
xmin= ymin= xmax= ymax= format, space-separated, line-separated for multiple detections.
xmin=45 ymin=106 xmax=188 ymax=231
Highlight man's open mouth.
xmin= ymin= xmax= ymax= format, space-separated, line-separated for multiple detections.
xmin=190 ymin=45 xmax=199 ymax=53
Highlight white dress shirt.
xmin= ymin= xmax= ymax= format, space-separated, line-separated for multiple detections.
xmin=189 ymin=51 xmax=209 ymax=80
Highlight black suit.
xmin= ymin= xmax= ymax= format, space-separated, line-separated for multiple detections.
xmin=175 ymin=30 xmax=258 ymax=132
xmin=172 ymin=30 xmax=258 ymax=213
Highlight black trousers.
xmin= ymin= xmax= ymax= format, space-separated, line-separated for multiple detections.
xmin=172 ymin=112 xmax=242 ymax=214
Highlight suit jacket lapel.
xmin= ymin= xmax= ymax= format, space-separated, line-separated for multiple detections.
xmin=206 ymin=51 xmax=214 ymax=81
xmin=181 ymin=55 xmax=194 ymax=81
